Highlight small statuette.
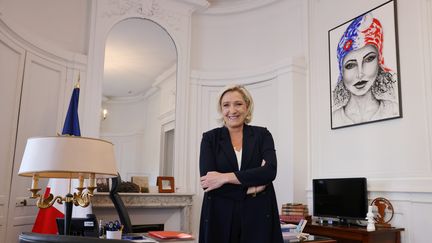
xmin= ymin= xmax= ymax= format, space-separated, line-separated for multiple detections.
xmin=366 ymin=205 xmax=375 ymax=231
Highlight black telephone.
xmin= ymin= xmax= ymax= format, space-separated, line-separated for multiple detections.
xmin=56 ymin=213 xmax=99 ymax=237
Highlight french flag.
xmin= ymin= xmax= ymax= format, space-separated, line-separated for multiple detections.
xmin=32 ymin=84 xmax=92 ymax=234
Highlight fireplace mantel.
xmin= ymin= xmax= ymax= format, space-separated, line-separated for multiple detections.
xmin=92 ymin=192 xmax=194 ymax=233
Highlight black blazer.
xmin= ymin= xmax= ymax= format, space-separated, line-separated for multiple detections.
xmin=199 ymin=124 xmax=283 ymax=243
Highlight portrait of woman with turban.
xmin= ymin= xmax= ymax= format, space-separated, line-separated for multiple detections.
xmin=329 ymin=4 xmax=401 ymax=129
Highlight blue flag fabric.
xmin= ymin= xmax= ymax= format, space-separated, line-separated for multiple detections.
xmin=62 ymin=86 xmax=81 ymax=136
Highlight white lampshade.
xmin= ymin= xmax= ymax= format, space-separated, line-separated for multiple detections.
xmin=18 ymin=136 xmax=118 ymax=178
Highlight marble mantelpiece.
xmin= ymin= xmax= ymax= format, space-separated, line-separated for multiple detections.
xmin=92 ymin=193 xmax=194 ymax=233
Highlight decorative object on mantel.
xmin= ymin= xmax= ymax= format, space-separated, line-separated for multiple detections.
xmin=157 ymin=176 xmax=175 ymax=193
xmin=131 ymin=176 xmax=150 ymax=193
xmin=371 ymin=197 xmax=394 ymax=228
xmin=97 ymin=178 xmax=110 ymax=192
xmin=366 ymin=205 xmax=376 ymax=231
xmin=118 ymin=181 xmax=140 ymax=193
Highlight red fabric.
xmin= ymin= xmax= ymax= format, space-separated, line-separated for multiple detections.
xmin=32 ymin=187 xmax=64 ymax=234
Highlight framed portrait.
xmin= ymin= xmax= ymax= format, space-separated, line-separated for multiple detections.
xmin=328 ymin=0 xmax=402 ymax=129
xmin=156 ymin=176 xmax=175 ymax=193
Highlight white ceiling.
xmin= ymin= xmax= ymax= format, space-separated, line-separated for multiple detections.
xmin=103 ymin=18 xmax=177 ymax=99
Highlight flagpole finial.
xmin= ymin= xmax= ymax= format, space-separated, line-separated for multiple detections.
xmin=74 ymin=72 xmax=81 ymax=89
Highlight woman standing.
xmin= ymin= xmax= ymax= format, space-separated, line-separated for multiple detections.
xmin=332 ymin=13 xmax=399 ymax=127
xmin=199 ymin=85 xmax=283 ymax=243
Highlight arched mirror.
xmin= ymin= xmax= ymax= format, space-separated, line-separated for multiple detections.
xmin=100 ymin=18 xmax=177 ymax=187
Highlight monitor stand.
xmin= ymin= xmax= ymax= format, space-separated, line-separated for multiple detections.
xmin=338 ymin=218 xmax=349 ymax=226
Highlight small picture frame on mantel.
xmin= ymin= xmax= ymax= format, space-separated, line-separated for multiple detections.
xmin=157 ymin=176 xmax=175 ymax=193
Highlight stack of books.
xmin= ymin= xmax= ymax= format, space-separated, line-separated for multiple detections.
xmin=280 ymin=203 xmax=310 ymax=223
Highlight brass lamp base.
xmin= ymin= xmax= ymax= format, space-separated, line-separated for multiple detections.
xmin=28 ymin=187 xmax=93 ymax=235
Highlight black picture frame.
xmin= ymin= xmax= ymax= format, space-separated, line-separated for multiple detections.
xmin=328 ymin=0 xmax=402 ymax=129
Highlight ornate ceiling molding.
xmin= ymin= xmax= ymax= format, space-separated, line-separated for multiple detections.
xmin=202 ymin=0 xmax=281 ymax=15
xmin=101 ymin=0 xmax=182 ymax=31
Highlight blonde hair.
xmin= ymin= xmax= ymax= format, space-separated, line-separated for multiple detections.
xmin=217 ymin=84 xmax=254 ymax=124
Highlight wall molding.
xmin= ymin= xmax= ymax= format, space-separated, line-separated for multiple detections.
xmin=100 ymin=130 xmax=145 ymax=137
xmin=200 ymin=0 xmax=281 ymax=15
xmin=0 ymin=195 xmax=5 ymax=226
xmin=367 ymin=177 xmax=432 ymax=193
xmin=191 ymin=57 xmax=306 ymax=86
xmin=101 ymin=0 xmax=183 ymax=31
xmin=104 ymin=93 xmax=150 ymax=104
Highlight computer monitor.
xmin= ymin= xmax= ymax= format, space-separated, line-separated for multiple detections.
xmin=313 ymin=177 xmax=368 ymax=224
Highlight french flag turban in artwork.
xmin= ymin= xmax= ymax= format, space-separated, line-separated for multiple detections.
xmin=336 ymin=13 xmax=390 ymax=82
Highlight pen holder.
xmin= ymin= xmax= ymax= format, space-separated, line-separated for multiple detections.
xmin=106 ymin=230 xmax=122 ymax=239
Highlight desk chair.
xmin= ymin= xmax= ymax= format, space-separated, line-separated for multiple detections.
xmin=19 ymin=232 xmax=128 ymax=243
xmin=109 ymin=174 xmax=163 ymax=234
xmin=109 ymin=173 xmax=133 ymax=233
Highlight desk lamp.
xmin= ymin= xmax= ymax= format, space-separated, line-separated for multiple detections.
xmin=18 ymin=136 xmax=118 ymax=235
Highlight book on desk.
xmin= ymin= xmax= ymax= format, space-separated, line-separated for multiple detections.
xmin=148 ymin=231 xmax=193 ymax=240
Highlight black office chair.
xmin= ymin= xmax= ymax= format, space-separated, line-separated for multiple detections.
xmin=19 ymin=232 xmax=128 ymax=243
xmin=109 ymin=173 xmax=134 ymax=234
xmin=109 ymin=174 xmax=163 ymax=234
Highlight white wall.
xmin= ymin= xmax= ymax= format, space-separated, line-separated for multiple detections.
xmin=308 ymin=0 xmax=432 ymax=242
xmin=101 ymin=98 xmax=147 ymax=134
xmin=191 ymin=0 xmax=306 ymax=71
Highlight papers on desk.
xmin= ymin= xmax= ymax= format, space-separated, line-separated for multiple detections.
xmin=130 ymin=239 xmax=157 ymax=243
xmin=281 ymin=224 xmax=298 ymax=230
xmin=122 ymin=234 xmax=157 ymax=242
xmin=281 ymin=219 xmax=308 ymax=240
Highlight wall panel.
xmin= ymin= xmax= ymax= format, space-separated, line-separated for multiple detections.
xmin=6 ymin=52 xmax=66 ymax=242
xmin=0 ymin=31 xmax=25 ymax=242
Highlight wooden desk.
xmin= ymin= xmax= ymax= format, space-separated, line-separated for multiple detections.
xmin=304 ymin=222 xmax=404 ymax=243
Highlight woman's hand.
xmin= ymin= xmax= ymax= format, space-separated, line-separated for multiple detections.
xmin=247 ymin=184 xmax=266 ymax=195
xmin=201 ymin=171 xmax=239 ymax=192
xmin=246 ymin=159 xmax=267 ymax=195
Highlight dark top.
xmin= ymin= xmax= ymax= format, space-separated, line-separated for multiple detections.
xmin=199 ymin=124 xmax=283 ymax=243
